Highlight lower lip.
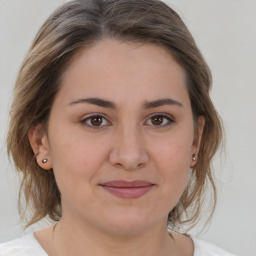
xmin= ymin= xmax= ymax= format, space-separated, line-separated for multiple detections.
xmin=101 ymin=185 xmax=154 ymax=199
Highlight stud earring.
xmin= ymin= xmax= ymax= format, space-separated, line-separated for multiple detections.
xmin=42 ymin=158 xmax=47 ymax=164
xmin=192 ymin=154 xmax=197 ymax=161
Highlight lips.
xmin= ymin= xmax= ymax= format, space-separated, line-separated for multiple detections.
xmin=100 ymin=180 xmax=154 ymax=199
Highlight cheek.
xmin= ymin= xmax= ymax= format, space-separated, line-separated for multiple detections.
xmin=155 ymin=145 xmax=191 ymax=211
xmin=159 ymin=145 xmax=191 ymax=194
xmin=148 ymin=128 xmax=194 ymax=200
xmin=48 ymin=131 xmax=109 ymax=196
xmin=151 ymin=130 xmax=193 ymax=174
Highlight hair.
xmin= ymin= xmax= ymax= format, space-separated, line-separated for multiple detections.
xmin=7 ymin=0 xmax=222 ymax=229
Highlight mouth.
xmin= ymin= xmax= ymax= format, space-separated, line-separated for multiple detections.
xmin=100 ymin=180 xmax=155 ymax=199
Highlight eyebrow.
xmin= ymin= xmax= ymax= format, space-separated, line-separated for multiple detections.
xmin=143 ymin=98 xmax=183 ymax=108
xmin=68 ymin=97 xmax=183 ymax=109
xmin=69 ymin=98 xmax=116 ymax=108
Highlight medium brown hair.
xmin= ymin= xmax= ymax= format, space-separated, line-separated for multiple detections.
xmin=7 ymin=0 xmax=222 ymax=229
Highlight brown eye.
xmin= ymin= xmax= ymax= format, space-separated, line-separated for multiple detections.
xmin=81 ymin=114 xmax=110 ymax=128
xmin=90 ymin=116 xmax=103 ymax=126
xmin=145 ymin=114 xmax=174 ymax=127
xmin=151 ymin=116 xmax=163 ymax=125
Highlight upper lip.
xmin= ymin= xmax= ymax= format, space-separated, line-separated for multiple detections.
xmin=100 ymin=180 xmax=154 ymax=188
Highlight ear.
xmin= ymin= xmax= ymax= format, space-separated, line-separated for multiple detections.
xmin=28 ymin=124 xmax=52 ymax=170
xmin=190 ymin=115 xmax=205 ymax=168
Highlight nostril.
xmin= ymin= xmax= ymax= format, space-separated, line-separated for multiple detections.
xmin=109 ymin=154 xmax=148 ymax=171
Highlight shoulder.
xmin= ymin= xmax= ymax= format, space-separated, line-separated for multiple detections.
xmin=192 ymin=237 xmax=238 ymax=256
xmin=0 ymin=233 xmax=47 ymax=256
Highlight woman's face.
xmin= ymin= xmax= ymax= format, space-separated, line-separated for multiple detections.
xmin=33 ymin=39 xmax=204 ymax=235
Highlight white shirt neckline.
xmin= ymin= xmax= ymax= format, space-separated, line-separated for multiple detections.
xmin=0 ymin=232 xmax=237 ymax=255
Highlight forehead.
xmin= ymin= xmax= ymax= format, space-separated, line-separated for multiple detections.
xmin=57 ymin=39 xmax=189 ymax=107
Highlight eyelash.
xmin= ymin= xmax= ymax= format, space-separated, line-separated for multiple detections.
xmin=144 ymin=113 xmax=174 ymax=127
xmin=80 ymin=113 xmax=174 ymax=129
xmin=80 ymin=114 xmax=111 ymax=129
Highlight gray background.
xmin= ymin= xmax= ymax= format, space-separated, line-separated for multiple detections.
xmin=0 ymin=1 xmax=255 ymax=255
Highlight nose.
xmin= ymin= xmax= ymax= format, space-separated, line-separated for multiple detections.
xmin=108 ymin=126 xmax=149 ymax=170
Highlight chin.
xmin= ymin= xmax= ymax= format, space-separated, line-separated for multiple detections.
xmin=97 ymin=210 xmax=159 ymax=236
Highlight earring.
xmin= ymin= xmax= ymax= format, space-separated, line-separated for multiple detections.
xmin=192 ymin=154 xmax=197 ymax=161
xmin=42 ymin=158 xmax=48 ymax=164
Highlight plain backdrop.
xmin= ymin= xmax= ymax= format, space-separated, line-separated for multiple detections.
xmin=0 ymin=1 xmax=255 ymax=255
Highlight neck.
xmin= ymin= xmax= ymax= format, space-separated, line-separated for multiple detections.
xmin=53 ymin=217 xmax=178 ymax=256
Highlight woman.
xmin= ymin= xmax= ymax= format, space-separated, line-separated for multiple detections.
xmin=1 ymin=0 xmax=237 ymax=255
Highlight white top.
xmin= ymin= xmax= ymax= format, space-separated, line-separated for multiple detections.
xmin=0 ymin=233 xmax=238 ymax=256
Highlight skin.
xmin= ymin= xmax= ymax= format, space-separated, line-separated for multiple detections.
xmin=29 ymin=39 xmax=204 ymax=256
